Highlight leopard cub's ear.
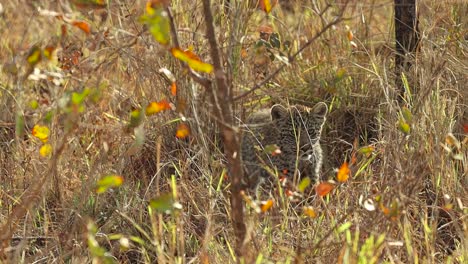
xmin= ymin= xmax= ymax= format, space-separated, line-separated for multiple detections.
xmin=271 ymin=104 xmax=288 ymax=120
xmin=312 ymin=102 xmax=328 ymax=118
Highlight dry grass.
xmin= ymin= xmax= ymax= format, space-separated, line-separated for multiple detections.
xmin=0 ymin=0 xmax=466 ymax=263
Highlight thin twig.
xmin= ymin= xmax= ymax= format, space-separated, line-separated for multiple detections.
xmin=166 ymin=7 xmax=211 ymax=89
xmin=234 ymin=4 xmax=348 ymax=101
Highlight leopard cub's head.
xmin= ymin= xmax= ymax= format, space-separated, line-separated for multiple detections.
xmin=270 ymin=102 xmax=328 ymax=152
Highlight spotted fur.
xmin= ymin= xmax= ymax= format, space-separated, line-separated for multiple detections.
xmin=241 ymin=102 xmax=328 ymax=193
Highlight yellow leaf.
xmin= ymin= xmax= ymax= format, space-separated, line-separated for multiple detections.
xmin=315 ymin=182 xmax=334 ymax=197
xmin=32 ymin=125 xmax=50 ymax=143
xmin=176 ymin=123 xmax=190 ymax=139
xmin=96 ymin=175 xmax=124 ymax=194
xmin=146 ymin=100 xmax=171 ymax=116
xmin=128 ymin=109 xmax=143 ymax=129
xmin=397 ymin=119 xmax=410 ymax=134
xmin=39 ymin=143 xmax=53 ymax=157
xmin=358 ymin=145 xmax=375 ymax=156
xmin=171 ymin=48 xmax=213 ymax=73
xmin=27 ymin=46 xmax=42 ymax=66
xmin=336 ymin=162 xmax=350 ymax=182
xmin=261 ymin=199 xmax=274 ymax=212
xmin=303 ymin=206 xmax=317 ymax=218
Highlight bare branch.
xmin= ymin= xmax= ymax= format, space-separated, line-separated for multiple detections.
xmin=201 ymin=0 xmax=246 ymax=258
xmin=234 ymin=4 xmax=348 ymax=101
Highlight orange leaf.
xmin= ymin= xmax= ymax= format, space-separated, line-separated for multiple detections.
xmin=170 ymin=82 xmax=177 ymax=96
xmin=347 ymin=30 xmax=354 ymax=41
xmin=463 ymin=123 xmax=468 ymax=134
xmin=176 ymin=123 xmax=190 ymax=139
xmin=336 ymin=162 xmax=350 ymax=182
xmin=258 ymin=0 xmax=277 ymax=14
xmin=43 ymin=45 xmax=56 ymax=60
xmin=146 ymin=0 xmax=170 ymax=10
xmin=71 ymin=21 xmax=91 ymax=34
xmin=240 ymin=48 xmax=248 ymax=59
xmin=71 ymin=0 xmax=107 ymax=9
xmin=146 ymin=100 xmax=171 ymax=115
xmin=315 ymin=182 xmax=334 ymax=197
xmin=171 ymin=48 xmax=213 ymax=73
xmin=303 ymin=206 xmax=317 ymax=218
xmin=261 ymin=199 xmax=274 ymax=212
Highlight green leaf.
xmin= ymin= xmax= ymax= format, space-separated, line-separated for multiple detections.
xmin=298 ymin=177 xmax=311 ymax=193
xmin=398 ymin=119 xmax=410 ymax=134
xmin=29 ymin=100 xmax=39 ymax=110
xmin=149 ymin=193 xmax=176 ymax=214
xmin=401 ymin=107 xmax=412 ymax=123
xmin=337 ymin=222 xmax=352 ymax=233
xmin=15 ymin=113 xmax=25 ymax=138
xmin=140 ymin=6 xmax=170 ymax=45
xmin=71 ymin=88 xmax=91 ymax=105
xmin=128 ymin=109 xmax=144 ymax=129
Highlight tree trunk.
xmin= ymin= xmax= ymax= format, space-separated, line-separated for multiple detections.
xmin=394 ymin=0 xmax=420 ymax=102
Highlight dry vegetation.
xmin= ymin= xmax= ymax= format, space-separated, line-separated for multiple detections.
xmin=0 ymin=0 xmax=466 ymax=263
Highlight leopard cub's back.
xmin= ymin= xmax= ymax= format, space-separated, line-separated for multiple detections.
xmin=241 ymin=102 xmax=328 ymax=193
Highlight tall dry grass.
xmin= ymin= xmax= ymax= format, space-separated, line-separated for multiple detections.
xmin=0 ymin=0 xmax=466 ymax=263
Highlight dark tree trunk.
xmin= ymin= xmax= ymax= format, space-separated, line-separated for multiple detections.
xmin=394 ymin=0 xmax=420 ymax=102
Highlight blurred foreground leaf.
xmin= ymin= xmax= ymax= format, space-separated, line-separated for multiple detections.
xmin=96 ymin=175 xmax=124 ymax=194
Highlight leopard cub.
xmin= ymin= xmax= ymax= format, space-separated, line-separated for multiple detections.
xmin=241 ymin=102 xmax=328 ymax=193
